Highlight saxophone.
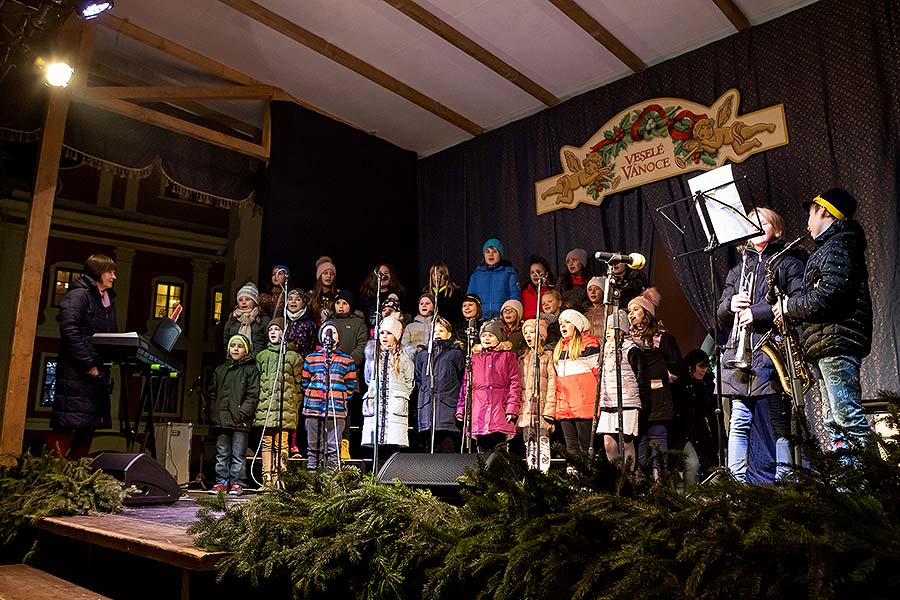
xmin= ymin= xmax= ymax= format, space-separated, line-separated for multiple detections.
xmin=756 ymin=237 xmax=812 ymax=401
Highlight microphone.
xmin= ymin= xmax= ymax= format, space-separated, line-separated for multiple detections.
xmin=374 ymin=270 xmax=387 ymax=280
xmin=594 ymin=251 xmax=647 ymax=269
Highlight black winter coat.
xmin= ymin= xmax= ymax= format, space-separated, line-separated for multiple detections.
xmin=52 ymin=275 xmax=118 ymax=430
xmin=671 ymin=374 xmax=718 ymax=470
xmin=786 ymin=219 xmax=872 ymax=360
xmin=716 ymin=240 xmax=805 ymax=397
xmin=414 ymin=338 xmax=464 ymax=432
xmin=208 ymin=355 xmax=260 ymax=431
xmin=633 ymin=332 xmax=681 ymax=422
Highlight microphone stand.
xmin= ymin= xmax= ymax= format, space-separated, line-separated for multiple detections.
xmin=275 ymin=276 xmax=288 ymax=488
xmin=589 ymin=263 xmax=614 ymax=458
xmin=427 ymin=294 xmax=439 ymax=453
xmin=530 ymin=273 xmax=546 ymax=468
xmin=323 ymin=333 xmax=342 ymax=472
xmin=372 ymin=271 xmax=384 ymax=474
xmin=461 ymin=318 xmax=476 ymax=454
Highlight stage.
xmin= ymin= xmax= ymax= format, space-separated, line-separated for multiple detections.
xmin=14 ymin=494 xmax=280 ymax=600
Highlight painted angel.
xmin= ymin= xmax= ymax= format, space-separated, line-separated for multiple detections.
xmin=541 ymin=150 xmax=620 ymax=205
xmin=676 ymin=97 xmax=776 ymax=167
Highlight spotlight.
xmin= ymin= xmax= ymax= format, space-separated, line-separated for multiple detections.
xmin=76 ymin=1 xmax=114 ymax=20
xmin=35 ymin=57 xmax=73 ymax=87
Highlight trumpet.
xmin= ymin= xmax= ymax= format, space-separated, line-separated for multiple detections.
xmin=724 ymin=246 xmax=760 ymax=369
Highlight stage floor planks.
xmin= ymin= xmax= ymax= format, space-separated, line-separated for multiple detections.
xmin=35 ymin=513 xmax=224 ymax=572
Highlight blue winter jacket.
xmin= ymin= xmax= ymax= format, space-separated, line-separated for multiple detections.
xmin=466 ymin=260 xmax=520 ymax=320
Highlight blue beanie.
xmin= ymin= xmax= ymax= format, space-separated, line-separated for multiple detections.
xmin=482 ymin=238 xmax=504 ymax=257
xmin=272 ymin=264 xmax=291 ymax=278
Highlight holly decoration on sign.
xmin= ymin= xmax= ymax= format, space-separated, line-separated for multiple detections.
xmin=588 ymin=104 xmax=717 ymax=174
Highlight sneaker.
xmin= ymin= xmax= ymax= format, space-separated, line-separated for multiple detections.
xmin=209 ymin=483 xmax=228 ymax=494
xmin=340 ymin=439 xmax=352 ymax=460
xmin=228 ymin=484 xmax=243 ymax=496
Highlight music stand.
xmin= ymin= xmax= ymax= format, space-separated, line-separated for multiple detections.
xmin=656 ymin=165 xmax=763 ymax=467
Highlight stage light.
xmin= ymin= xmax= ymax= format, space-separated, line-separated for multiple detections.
xmin=76 ymin=1 xmax=114 ymax=20
xmin=35 ymin=57 xmax=74 ymax=87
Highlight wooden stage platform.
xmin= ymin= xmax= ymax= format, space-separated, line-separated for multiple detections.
xmin=16 ymin=495 xmax=285 ymax=600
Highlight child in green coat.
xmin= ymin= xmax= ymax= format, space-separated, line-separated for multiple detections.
xmin=254 ymin=318 xmax=302 ymax=488
xmin=208 ymin=334 xmax=260 ymax=495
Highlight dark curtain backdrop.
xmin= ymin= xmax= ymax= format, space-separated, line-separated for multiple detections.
xmin=260 ymin=101 xmax=419 ymax=304
xmin=418 ymin=0 xmax=900 ymax=398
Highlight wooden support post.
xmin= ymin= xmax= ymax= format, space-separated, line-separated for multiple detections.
xmin=0 ymin=18 xmax=91 ymax=458
xmin=0 ymin=89 xmax=70 ymax=457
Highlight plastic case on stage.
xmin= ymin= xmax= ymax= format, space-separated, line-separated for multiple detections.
xmin=154 ymin=422 xmax=193 ymax=485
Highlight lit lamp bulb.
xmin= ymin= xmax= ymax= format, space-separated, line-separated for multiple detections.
xmin=45 ymin=62 xmax=74 ymax=87
xmin=77 ymin=2 xmax=115 ymax=20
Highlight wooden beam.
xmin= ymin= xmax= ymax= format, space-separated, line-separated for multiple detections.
xmin=95 ymin=15 xmax=363 ymax=136
xmin=97 ymin=13 xmax=262 ymax=86
xmin=711 ymin=0 xmax=751 ymax=31
xmin=261 ymin=99 xmax=271 ymax=157
xmin=547 ymin=0 xmax=646 ymax=73
xmin=0 ymin=18 xmax=86 ymax=459
xmin=382 ymin=0 xmax=558 ymax=107
xmin=89 ymin=62 xmax=262 ymax=139
xmin=69 ymin=93 xmax=270 ymax=160
xmin=84 ymin=84 xmax=275 ymax=101
xmin=217 ymin=0 xmax=484 ymax=136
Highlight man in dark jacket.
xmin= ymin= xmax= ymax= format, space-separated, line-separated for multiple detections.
xmin=50 ymin=254 xmax=118 ymax=458
xmin=773 ymin=188 xmax=873 ymax=448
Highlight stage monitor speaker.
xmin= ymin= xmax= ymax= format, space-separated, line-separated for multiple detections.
xmin=154 ymin=422 xmax=192 ymax=485
xmin=376 ymin=453 xmax=496 ymax=498
xmin=91 ymin=452 xmax=181 ymax=506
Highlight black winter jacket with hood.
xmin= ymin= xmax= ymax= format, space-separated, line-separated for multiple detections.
xmin=785 ymin=219 xmax=872 ymax=360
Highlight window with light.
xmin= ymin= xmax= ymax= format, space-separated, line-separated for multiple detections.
xmin=53 ymin=268 xmax=81 ymax=306
xmin=154 ymin=282 xmax=183 ymax=319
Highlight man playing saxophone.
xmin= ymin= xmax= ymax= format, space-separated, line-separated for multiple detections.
xmin=718 ymin=208 xmax=805 ymax=482
xmin=772 ymin=188 xmax=873 ymax=449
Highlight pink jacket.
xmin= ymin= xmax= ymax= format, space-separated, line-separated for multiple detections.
xmin=457 ymin=347 xmax=521 ymax=436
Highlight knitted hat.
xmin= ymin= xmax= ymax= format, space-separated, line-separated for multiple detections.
xmin=479 ymin=318 xmax=508 ymax=343
xmin=559 ymin=309 xmax=590 ymax=333
xmin=268 ymin=317 xmax=285 ymax=331
xmin=272 ymin=264 xmax=291 ymax=279
xmin=482 ymin=238 xmax=504 ymax=257
xmin=628 ymin=287 xmax=662 ymax=317
xmin=335 ymin=288 xmax=355 ymax=308
xmin=379 ymin=314 xmax=403 ymax=340
xmin=802 ymin=187 xmax=857 ymax=220
xmin=236 ymin=282 xmax=259 ymax=304
xmin=500 ymin=299 xmax=524 ymax=320
xmin=587 ymin=276 xmax=606 ymax=291
xmin=566 ymin=248 xmax=588 ymax=267
xmin=227 ymin=334 xmax=250 ymax=354
xmin=288 ymin=287 xmax=309 ymax=302
xmin=462 ymin=293 xmax=482 ymax=307
xmin=318 ymin=321 xmax=339 ymax=346
xmin=606 ymin=310 xmax=629 ymax=332
xmin=418 ymin=291 xmax=435 ymax=305
xmin=381 ymin=295 xmax=401 ymax=312
xmin=315 ymin=256 xmax=336 ymax=280
xmin=522 ymin=318 xmax=548 ymax=341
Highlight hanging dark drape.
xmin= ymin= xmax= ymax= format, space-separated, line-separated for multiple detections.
xmin=260 ymin=101 xmax=419 ymax=300
xmin=0 ymin=73 xmax=260 ymax=206
xmin=418 ymin=0 xmax=900 ymax=398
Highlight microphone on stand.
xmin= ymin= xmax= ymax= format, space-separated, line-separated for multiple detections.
xmin=594 ymin=251 xmax=647 ymax=270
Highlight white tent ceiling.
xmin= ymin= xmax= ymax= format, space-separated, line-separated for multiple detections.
xmin=94 ymin=0 xmax=818 ymax=156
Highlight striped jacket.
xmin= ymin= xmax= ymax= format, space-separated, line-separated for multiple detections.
xmin=301 ymin=347 xmax=357 ymax=418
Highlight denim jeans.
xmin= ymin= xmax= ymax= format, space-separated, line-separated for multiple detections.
xmin=637 ymin=422 xmax=668 ymax=476
xmin=215 ymin=429 xmax=249 ymax=486
xmin=816 ymin=355 xmax=871 ymax=447
xmin=682 ymin=441 xmax=700 ymax=490
xmin=727 ymin=394 xmax=792 ymax=483
xmin=306 ymin=416 xmax=345 ymax=470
